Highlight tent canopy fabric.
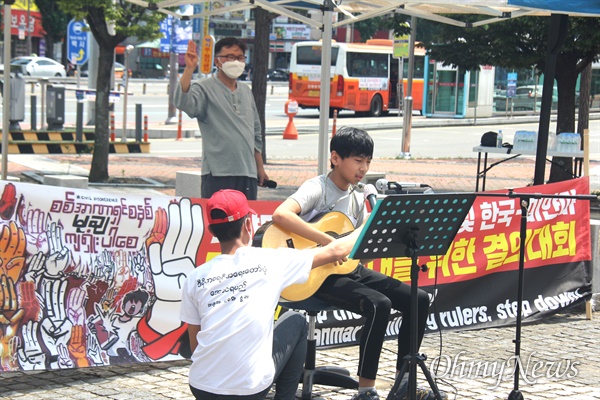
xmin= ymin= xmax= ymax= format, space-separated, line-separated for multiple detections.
xmin=127 ymin=0 xmax=600 ymax=28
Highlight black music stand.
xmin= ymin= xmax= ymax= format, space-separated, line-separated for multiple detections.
xmin=350 ymin=192 xmax=476 ymax=400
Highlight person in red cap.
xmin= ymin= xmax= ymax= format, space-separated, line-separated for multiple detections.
xmin=179 ymin=189 xmax=363 ymax=399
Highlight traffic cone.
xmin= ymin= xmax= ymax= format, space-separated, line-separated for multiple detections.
xmin=283 ymin=117 xmax=298 ymax=140
xmin=283 ymin=99 xmax=299 ymax=140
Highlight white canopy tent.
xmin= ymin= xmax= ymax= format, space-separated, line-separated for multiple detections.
xmin=3 ymin=0 xmax=600 ymax=179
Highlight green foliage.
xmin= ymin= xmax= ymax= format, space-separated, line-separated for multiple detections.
xmin=34 ymin=0 xmax=70 ymax=42
xmin=354 ymin=14 xmax=411 ymax=42
xmin=57 ymin=0 xmax=164 ymax=44
xmin=54 ymin=0 xmax=165 ymax=182
xmin=419 ymin=15 xmax=600 ymax=72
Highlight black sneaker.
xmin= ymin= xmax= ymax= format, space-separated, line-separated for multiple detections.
xmin=351 ymin=389 xmax=381 ymax=400
xmin=388 ymin=381 xmax=447 ymax=400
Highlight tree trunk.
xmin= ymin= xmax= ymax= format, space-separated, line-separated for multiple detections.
xmin=45 ymin=35 xmax=55 ymax=58
xmin=252 ymin=8 xmax=273 ymax=164
xmin=88 ymin=46 xmax=113 ymax=182
xmin=548 ymin=54 xmax=578 ymax=183
xmin=577 ymin=62 xmax=591 ymax=136
xmin=85 ymin=7 xmax=124 ymax=183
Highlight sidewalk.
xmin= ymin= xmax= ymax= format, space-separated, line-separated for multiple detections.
xmin=0 ymin=308 xmax=597 ymax=399
xmin=7 ymin=152 xmax=599 ymax=199
xmin=2 ymin=155 xmax=600 ymax=400
xmin=1 ymin=114 xmax=599 ymax=399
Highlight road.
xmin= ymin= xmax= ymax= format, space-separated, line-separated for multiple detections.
xmin=4 ymin=78 xmax=600 ymax=161
xmin=6 ymin=79 xmax=294 ymax=128
xmin=147 ymin=120 xmax=600 ymax=160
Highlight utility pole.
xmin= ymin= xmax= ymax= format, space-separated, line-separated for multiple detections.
xmin=26 ymin=0 xmax=32 ymax=55
xmin=166 ymin=15 xmax=178 ymax=124
xmin=122 ymin=45 xmax=134 ymax=141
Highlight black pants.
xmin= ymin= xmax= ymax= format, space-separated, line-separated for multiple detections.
xmin=315 ymin=265 xmax=429 ymax=381
xmin=201 ymin=173 xmax=258 ymax=200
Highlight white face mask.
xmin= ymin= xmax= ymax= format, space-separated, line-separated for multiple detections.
xmin=220 ymin=60 xmax=246 ymax=79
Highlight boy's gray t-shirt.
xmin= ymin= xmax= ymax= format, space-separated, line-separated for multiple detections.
xmin=174 ymin=75 xmax=262 ymax=178
xmin=290 ymin=174 xmax=367 ymax=227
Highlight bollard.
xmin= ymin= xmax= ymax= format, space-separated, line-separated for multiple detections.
xmin=332 ymin=109 xmax=338 ymax=137
xmin=110 ymin=113 xmax=116 ymax=142
xmin=143 ymin=83 xmax=147 ymax=95
xmin=283 ymin=98 xmax=299 ymax=140
xmin=143 ymin=115 xmax=149 ymax=142
xmin=176 ymin=109 xmax=183 ymax=141
xmin=76 ymin=102 xmax=84 ymax=142
xmin=135 ymin=103 xmax=142 ymax=142
xmin=30 ymin=95 xmax=37 ymax=131
xmin=271 ymin=85 xmax=274 ymax=95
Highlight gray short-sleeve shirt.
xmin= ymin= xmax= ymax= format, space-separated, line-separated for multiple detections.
xmin=290 ymin=174 xmax=367 ymax=227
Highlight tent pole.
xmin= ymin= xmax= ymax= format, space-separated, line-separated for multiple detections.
xmin=2 ymin=2 xmax=15 ymax=180
xmin=318 ymin=0 xmax=334 ymax=175
xmin=317 ymin=0 xmax=334 ymax=175
xmin=401 ymin=16 xmax=417 ymax=158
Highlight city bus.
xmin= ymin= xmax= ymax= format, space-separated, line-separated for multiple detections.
xmin=289 ymin=39 xmax=426 ymax=117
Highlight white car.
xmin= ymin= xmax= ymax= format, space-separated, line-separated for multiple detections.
xmin=10 ymin=56 xmax=66 ymax=77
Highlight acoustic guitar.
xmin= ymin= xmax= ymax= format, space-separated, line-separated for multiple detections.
xmin=252 ymin=211 xmax=359 ymax=301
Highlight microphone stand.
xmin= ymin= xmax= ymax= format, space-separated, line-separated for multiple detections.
xmin=476 ymin=190 xmax=596 ymax=400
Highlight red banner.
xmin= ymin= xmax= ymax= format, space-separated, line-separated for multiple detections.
xmin=0 ymin=178 xmax=591 ymax=371
xmin=370 ymin=178 xmax=591 ymax=286
xmin=5 ymin=9 xmax=45 ymax=37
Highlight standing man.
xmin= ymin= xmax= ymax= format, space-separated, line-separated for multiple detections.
xmin=175 ymin=37 xmax=269 ymax=200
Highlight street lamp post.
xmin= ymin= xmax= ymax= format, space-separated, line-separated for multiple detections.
xmin=122 ymin=45 xmax=134 ymax=141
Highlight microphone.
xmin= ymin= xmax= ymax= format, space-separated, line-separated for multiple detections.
xmin=363 ymin=184 xmax=378 ymax=210
xmin=394 ymin=182 xmax=431 ymax=188
xmin=375 ymin=178 xmax=388 ymax=193
xmin=260 ymin=179 xmax=278 ymax=189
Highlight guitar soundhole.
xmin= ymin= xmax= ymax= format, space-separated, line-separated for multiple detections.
xmin=286 ymin=239 xmax=295 ymax=248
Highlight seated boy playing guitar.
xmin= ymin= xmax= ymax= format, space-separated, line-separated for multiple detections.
xmin=271 ymin=127 xmax=443 ymax=400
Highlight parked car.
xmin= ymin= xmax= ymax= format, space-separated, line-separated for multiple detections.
xmin=239 ymin=64 xmax=252 ymax=81
xmin=494 ymin=85 xmax=558 ymax=112
xmin=267 ymin=68 xmax=289 ymax=82
xmin=114 ymin=62 xmax=132 ymax=79
xmin=67 ymin=63 xmax=88 ymax=77
xmin=10 ymin=56 xmax=66 ymax=77
xmin=67 ymin=61 xmax=132 ymax=79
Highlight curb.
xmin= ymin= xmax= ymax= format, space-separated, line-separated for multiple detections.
xmin=1 ymin=140 xmax=150 ymax=154
xmin=10 ymin=112 xmax=599 ymax=141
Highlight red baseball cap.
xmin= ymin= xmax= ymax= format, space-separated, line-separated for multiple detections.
xmin=206 ymin=189 xmax=256 ymax=225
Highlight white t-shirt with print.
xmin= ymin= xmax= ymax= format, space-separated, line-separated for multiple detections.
xmin=179 ymin=246 xmax=312 ymax=395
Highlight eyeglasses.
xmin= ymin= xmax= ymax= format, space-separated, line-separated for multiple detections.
xmin=217 ymin=54 xmax=247 ymax=62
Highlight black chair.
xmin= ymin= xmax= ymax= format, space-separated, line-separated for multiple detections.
xmin=280 ymin=297 xmax=359 ymax=400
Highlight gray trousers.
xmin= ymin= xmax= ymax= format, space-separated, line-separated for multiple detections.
xmin=190 ymin=311 xmax=308 ymax=400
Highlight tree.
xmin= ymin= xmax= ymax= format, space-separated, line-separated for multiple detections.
xmin=251 ymin=7 xmax=277 ymax=164
xmin=417 ymin=16 xmax=600 ymax=182
xmin=355 ymin=14 xmax=411 ymax=42
xmin=34 ymin=0 xmax=70 ymax=61
xmin=58 ymin=1 xmax=163 ymax=182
